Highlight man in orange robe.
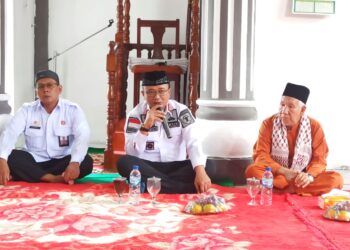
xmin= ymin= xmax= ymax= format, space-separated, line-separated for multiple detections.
xmin=246 ymin=83 xmax=343 ymax=196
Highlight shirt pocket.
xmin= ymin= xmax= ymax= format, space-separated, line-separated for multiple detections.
xmin=164 ymin=128 xmax=185 ymax=160
xmin=168 ymin=127 xmax=182 ymax=144
xmin=24 ymin=128 xmax=45 ymax=150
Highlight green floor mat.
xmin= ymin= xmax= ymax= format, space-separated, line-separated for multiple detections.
xmin=76 ymin=172 xmax=121 ymax=184
xmin=212 ymin=178 xmax=235 ymax=187
xmin=88 ymin=147 xmax=105 ymax=154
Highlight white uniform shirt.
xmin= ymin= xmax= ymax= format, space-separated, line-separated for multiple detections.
xmin=0 ymin=98 xmax=90 ymax=163
xmin=125 ymin=99 xmax=206 ymax=168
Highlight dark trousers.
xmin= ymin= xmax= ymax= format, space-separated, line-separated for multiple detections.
xmin=7 ymin=149 xmax=93 ymax=182
xmin=117 ymin=155 xmax=211 ymax=194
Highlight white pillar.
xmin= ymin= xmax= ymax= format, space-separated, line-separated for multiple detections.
xmin=197 ymin=0 xmax=258 ymax=158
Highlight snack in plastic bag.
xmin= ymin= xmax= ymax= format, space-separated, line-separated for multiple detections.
xmin=184 ymin=194 xmax=228 ymax=215
xmin=323 ymin=200 xmax=350 ymax=222
xmin=318 ymin=189 xmax=350 ymax=209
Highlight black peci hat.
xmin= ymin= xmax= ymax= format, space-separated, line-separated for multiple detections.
xmin=35 ymin=70 xmax=60 ymax=84
xmin=142 ymin=71 xmax=170 ymax=86
xmin=282 ymin=82 xmax=310 ymax=104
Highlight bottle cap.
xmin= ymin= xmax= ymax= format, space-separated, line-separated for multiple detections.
xmin=132 ymin=165 xmax=139 ymax=170
xmin=265 ymin=166 xmax=272 ymax=171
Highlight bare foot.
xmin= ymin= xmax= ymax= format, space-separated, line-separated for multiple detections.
xmin=40 ymin=174 xmax=65 ymax=183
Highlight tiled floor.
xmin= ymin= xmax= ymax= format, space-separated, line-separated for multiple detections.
xmin=332 ymin=166 xmax=350 ymax=190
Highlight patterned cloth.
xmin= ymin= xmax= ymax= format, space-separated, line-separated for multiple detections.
xmin=1 ymin=182 xmax=346 ymax=249
xmin=271 ymin=113 xmax=312 ymax=172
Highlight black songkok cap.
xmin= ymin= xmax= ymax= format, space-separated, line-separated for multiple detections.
xmin=35 ymin=70 xmax=60 ymax=84
xmin=142 ymin=71 xmax=170 ymax=86
xmin=282 ymin=82 xmax=310 ymax=104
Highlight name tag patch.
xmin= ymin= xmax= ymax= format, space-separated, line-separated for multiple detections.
xmin=29 ymin=126 xmax=41 ymax=129
xmin=58 ymin=136 xmax=69 ymax=147
xmin=29 ymin=120 xmax=41 ymax=129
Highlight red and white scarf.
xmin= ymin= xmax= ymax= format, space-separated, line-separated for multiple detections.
xmin=271 ymin=113 xmax=312 ymax=172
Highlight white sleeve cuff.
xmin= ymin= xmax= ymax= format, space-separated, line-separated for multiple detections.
xmin=190 ymin=154 xmax=207 ymax=169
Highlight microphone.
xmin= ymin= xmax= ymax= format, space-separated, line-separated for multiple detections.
xmin=157 ymin=107 xmax=172 ymax=139
xmin=108 ymin=19 xmax=114 ymax=27
xmin=47 ymin=19 xmax=114 ymax=62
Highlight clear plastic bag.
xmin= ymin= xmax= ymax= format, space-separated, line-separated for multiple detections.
xmin=323 ymin=200 xmax=350 ymax=222
xmin=184 ymin=194 xmax=228 ymax=215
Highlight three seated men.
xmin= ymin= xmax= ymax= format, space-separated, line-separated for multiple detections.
xmin=0 ymin=70 xmax=344 ymax=196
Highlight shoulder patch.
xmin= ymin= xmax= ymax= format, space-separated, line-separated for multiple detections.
xmin=179 ymin=109 xmax=195 ymax=128
xmin=126 ymin=117 xmax=141 ymax=133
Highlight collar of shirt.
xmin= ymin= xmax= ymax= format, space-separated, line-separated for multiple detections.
xmin=36 ymin=98 xmax=62 ymax=111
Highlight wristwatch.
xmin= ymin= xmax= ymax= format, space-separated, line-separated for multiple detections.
xmin=307 ymin=173 xmax=314 ymax=183
xmin=140 ymin=124 xmax=150 ymax=132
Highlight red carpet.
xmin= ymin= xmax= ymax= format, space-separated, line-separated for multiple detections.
xmin=0 ymin=182 xmax=348 ymax=250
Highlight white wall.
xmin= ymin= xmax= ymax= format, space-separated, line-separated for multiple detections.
xmin=48 ymin=0 xmax=116 ymax=147
xmin=254 ymin=0 xmax=350 ymax=167
xmin=9 ymin=0 xmax=350 ymax=167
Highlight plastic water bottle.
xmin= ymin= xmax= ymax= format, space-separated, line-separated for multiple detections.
xmin=129 ymin=165 xmax=141 ymax=205
xmin=260 ymin=166 xmax=273 ymax=206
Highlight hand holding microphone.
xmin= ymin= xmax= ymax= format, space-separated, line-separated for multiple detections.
xmin=157 ymin=107 xmax=172 ymax=139
xmin=142 ymin=105 xmax=172 ymax=139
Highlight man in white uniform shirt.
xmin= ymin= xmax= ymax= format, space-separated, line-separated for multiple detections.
xmin=118 ymin=71 xmax=211 ymax=193
xmin=0 ymin=70 xmax=93 ymax=185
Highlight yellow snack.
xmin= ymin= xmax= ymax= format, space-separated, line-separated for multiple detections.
xmin=191 ymin=204 xmax=203 ymax=214
xmin=203 ymin=204 xmax=217 ymax=213
xmin=184 ymin=194 xmax=228 ymax=215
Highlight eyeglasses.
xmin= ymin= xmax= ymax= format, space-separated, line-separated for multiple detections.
xmin=145 ymin=89 xmax=169 ymax=97
xmin=36 ymin=83 xmax=59 ymax=90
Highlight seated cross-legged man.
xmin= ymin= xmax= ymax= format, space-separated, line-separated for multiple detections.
xmin=245 ymin=83 xmax=343 ymax=196
xmin=0 ymin=70 xmax=93 ymax=186
xmin=117 ymin=71 xmax=211 ymax=194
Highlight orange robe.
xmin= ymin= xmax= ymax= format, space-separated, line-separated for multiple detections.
xmin=245 ymin=115 xmax=343 ymax=196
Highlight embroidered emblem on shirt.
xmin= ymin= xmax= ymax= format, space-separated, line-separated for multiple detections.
xmin=145 ymin=141 xmax=155 ymax=151
xmin=179 ymin=109 xmax=195 ymax=128
xmin=126 ymin=117 xmax=141 ymax=133
xmin=167 ymin=110 xmax=180 ymax=128
xmin=58 ymin=136 xmax=69 ymax=147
